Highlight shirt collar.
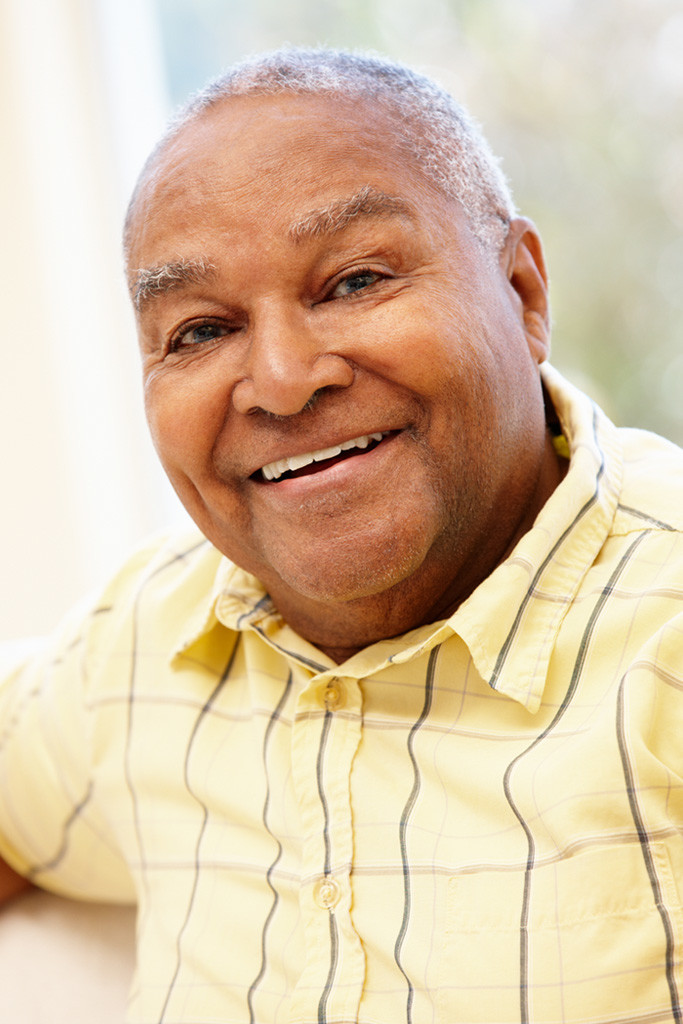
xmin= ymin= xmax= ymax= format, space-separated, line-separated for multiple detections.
xmin=446 ymin=364 xmax=622 ymax=711
xmin=171 ymin=559 xmax=274 ymax=663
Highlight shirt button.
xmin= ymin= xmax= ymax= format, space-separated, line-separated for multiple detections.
xmin=323 ymin=680 xmax=345 ymax=712
xmin=314 ymin=876 xmax=341 ymax=910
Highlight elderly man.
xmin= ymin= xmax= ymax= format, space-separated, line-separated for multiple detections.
xmin=1 ymin=48 xmax=682 ymax=1024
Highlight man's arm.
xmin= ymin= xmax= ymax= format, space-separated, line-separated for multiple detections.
xmin=0 ymin=856 xmax=31 ymax=903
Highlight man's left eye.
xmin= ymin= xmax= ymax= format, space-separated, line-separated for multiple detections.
xmin=330 ymin=271 xmax=381 ymax=298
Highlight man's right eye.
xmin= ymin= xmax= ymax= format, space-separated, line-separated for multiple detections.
xmin=170 ymin=320 xmax=233 ymax=351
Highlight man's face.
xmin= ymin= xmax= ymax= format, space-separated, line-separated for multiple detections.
xmin=127 ymin=92 xmax=552 ymax=645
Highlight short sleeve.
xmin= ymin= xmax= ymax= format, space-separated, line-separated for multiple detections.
xmin=0 ymin=594 xmax=136 ymax=904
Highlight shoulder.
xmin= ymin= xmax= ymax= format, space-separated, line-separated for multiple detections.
xmin=96 ymin=527 xmax=223 ymax=607
xmin=82 ymin=527 xmax=226 ymax=664
xmin=613 ymin=426 xmax=683 ymax=535
xmin=1 ymin=528 xmax=227 ymax=693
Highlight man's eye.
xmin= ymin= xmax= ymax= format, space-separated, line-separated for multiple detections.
xmin=170 ymin=321 xmax=232 ymax=350
xmin=330 ymin=270 xmax=381 ymax=298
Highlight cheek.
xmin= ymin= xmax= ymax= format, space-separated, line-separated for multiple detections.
xmin=143 ymin=368 xmax=231 ymax=477
xmin=383 ymin=287 xmax=485 ymax=385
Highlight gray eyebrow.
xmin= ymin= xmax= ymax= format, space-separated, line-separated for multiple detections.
xmin=288 ymin=185 xmax=417 ymax=242
xmin=130 ymin=257 xmax=217 ymax=312
xmin=130 ymin=187 xmax=414 ymax=311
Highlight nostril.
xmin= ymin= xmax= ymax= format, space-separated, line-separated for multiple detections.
xmin=232 ymin=350 xmax=355 ymax=418
xmin=302 ymin=388 xmax=325 ymax=413
xmin=233 ymin=381 xmax=329 ymax=418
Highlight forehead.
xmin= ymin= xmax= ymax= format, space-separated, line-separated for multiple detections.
xmin=126 ymin=92 xmax=448 ymax=266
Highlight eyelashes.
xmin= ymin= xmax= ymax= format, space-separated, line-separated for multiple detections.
xmin=327 ymin=268 xmax=385 ymax=299
xmin=169 ymin=318 xmax=241 ymax=352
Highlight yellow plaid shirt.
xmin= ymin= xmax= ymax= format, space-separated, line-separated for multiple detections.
xmin=1 ymin=365 xmax=683 ymax=1024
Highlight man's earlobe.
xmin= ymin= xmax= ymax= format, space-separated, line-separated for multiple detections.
xmin=504 ymin=217 xmax=551 ymax=364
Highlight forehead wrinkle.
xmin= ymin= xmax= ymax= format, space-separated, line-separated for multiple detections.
xmin=288 ymin=185 xmax=417 ymax=243
xmin=131 ymin=257 xmax=217 ymax=313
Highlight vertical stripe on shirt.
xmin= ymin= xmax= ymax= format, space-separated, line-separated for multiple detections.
xmin=617 ymin=675 xmax=682 ymax=1022
xmin=159 ymin=635 xmax=241 ymax=1023
xmin=394 ymin=645 xmax=439 ymax=1024
xmin=247 ymin=670 xmax=294 ymax=1024
xmin=125 ymin=545 xmax=208 ymax=910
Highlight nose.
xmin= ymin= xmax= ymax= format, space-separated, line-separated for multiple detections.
xmin=232 ymin=309 xmax=354 ymax=417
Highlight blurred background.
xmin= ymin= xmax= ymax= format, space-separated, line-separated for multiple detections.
xmin=1 ymin=0 xmax=682 ymax=641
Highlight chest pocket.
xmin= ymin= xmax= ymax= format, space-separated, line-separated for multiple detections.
xmin=437 ymin=841 xmax=683 ymax=1024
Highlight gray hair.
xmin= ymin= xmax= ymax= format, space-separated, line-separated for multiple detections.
xmin=125 ymin=48 xmax=515 ymax=256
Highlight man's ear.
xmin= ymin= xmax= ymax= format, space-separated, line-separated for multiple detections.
xmin=502 ymin=217 xmax=550 ymax=365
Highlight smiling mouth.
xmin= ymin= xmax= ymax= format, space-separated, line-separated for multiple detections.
xmin=256 ymin=431 xmax=392 ymax=483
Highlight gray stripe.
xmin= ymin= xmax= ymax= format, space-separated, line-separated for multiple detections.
xmin=318 ymin=912 xmax=339 ymax=1024
xmin=394 ymin=645 xmax=439 ymax=1024
xmin=252 ymin=624 xmax=328 ymax=673
xmin=125 ymin=541 xmax=210 ymax=891
xmin=158 ymin=634 xmax=241 ymax=1023
xmin=27 ymin=782 xmax=94 ymax=879
xmin=236 ymin=594 xmax=275 ymax=629
xmin=247 ymin=671 xmax=294 ymax=1023
xmin=617 ymin=504 xmax=677 ymax=532
xmin=616 ymin=676 xmax=682 ymax=1021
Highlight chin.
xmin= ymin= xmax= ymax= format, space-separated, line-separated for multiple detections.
xmin=266 ymin=534 xmax=433 ymax=607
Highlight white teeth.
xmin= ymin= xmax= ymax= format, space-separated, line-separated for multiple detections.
xmin=287 ymin=453 xmax=315 ymax=471
xmin=260 ymin=432 xmax=387 ymax=481
xmin=313 ymin=444 xmax=342 ymax=462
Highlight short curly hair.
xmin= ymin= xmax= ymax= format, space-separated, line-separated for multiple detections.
xmin=125 ymin=47 xmax=516 ymax=257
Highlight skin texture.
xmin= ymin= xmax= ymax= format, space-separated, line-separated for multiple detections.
xmin=127 ymin=92 xmax=564 ymax=663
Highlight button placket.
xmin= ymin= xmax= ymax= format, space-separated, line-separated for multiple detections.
xmin=290 ymin=673 xmax=365 ymax=1021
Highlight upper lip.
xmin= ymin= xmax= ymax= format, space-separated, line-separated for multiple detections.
xmin=255 ymin=430 xmax=392 ymax=482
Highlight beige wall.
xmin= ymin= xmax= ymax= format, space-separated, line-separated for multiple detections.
xmin=0 ymin=0 xmax=188 ymax=641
